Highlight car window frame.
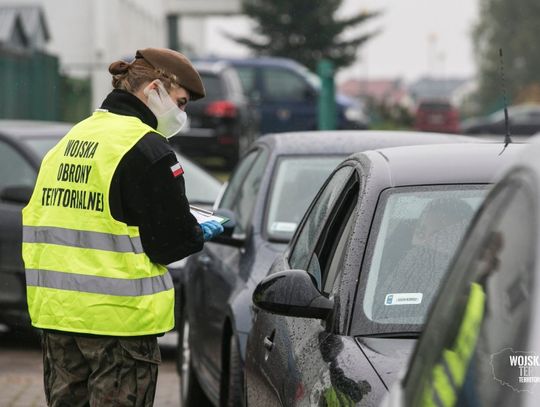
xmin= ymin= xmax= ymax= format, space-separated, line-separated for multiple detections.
xmin=285 ymin=164 xmax=355 ymax=273
xmin=262 ymin=153 xmax=348 ymax=243
xmin=308 ymin=172 xmax=361 ymax=294
xmin=0 ymin=136 xmax=39 ymax=191
xmin=350 ymin=183 xmax=489 ymax=337
xmin=260 ymin=66 xmax=312 ymax=103
xmin=217 ymin=145 xmax=270 ymax=237
xmin=0 ymin=134 xmax=41 ymax=171
xmin=402 ymin=171 xmax=538 ymax=405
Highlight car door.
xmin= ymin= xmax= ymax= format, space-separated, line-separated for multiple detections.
xmin=259 ymin=66 xmax=317 ymax=134
xmin=187 ymin=146 xmax=269 ymax=389
xmin=0 ymin=138 xmax=37 ymax=327
xmin=247 ymin=165 xmax=362 ymax=406
xmin=401 ymin=171 xmax=537 ymax=406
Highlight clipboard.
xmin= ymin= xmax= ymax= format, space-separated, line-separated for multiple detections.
xmin=190 ymin=205 xmax=230 ymax=225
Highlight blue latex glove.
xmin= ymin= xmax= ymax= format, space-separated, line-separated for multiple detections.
xmin=200 ymin=220 xmax=224 ymax=241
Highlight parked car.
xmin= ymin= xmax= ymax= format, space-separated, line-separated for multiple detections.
xmin=245 ymin=142 xmax=523 ymax=406
xmin=414 ymin=99 xmax=460 ymax=134
xmin=461 ymin=104 xmax=540 ymax=136
xmin=178 ymin=130 xmax=478 ymax=406
xmin=169 ymin=61 xmax=259 ymax=169
xmin=193 ymin=56 xmax=369 ymax=135
xmin=0 ymin=120 xmax=222 ymax=331
xmin=382 ymin=141 xmax=540 ymax=407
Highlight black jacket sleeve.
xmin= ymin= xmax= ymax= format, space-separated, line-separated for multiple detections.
xmin=109 ymin=132 xmax=204 ymax=264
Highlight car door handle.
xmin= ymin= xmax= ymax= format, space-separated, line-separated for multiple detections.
xmin=263 ymin=336 xmax=274 ymax=351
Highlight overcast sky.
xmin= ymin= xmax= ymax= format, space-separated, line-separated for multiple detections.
xmin=204 ymin=0 xmax=479 ymax=83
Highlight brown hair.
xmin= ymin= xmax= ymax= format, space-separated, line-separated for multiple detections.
xmin=108 ymin=58 xmax=180 ymax=93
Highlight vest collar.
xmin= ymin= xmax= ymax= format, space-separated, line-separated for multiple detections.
xmin=100 ymin=89 xmax=158 ymax=130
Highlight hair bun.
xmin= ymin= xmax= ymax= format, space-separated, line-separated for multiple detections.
xmin=109 ymin=60 xmax=130 ymax=75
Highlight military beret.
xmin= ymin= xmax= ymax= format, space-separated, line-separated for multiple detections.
xmin=136 ymin=48 xmax=205 ymax=100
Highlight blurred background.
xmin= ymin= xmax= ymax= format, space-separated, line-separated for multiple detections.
xmin=1 ymin=0 xmax=539 ymax=136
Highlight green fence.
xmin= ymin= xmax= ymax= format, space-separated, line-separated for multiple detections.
xmin=0 ymin=50 xmax=61 ymax=120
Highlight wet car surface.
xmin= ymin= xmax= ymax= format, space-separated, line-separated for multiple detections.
xmin=245 ymin=143 xmax=523 ymax=406
xmin=178 ymin=130 xmax=479 ymax=405
xmin=384 ymin=141 xmax=540 ymax=407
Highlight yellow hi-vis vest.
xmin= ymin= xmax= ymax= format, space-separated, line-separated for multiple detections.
xmin=420 ymin=282 xmax=486 ymax=407
xmin=22 ymin=110 xmax=174 ymax=336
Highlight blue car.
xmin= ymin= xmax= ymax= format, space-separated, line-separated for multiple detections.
xmin=193 ymin=56 xmax=368 ymax=135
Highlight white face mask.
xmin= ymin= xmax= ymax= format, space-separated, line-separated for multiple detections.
xmin=143 ymin=80 xmax=187 ymax=138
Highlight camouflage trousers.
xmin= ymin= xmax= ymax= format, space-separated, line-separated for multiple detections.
xmin=41 ymin=331 xmax=161 ymax=407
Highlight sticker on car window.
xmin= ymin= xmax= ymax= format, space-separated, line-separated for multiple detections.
xmin=271 ymin=222 xmax=297 ymax=232
xmin=384 ymin=293 xmax=423 ymax=306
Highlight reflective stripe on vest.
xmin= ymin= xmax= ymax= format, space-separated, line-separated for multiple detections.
xmin=23 ymin=225 xmax=144 ymax=254
xmin=421 ymin=282 xmax=485 ymax=407
xmin=26 ymin=268 xmax=173 ymax=296
xmin=22 ymin=111 xmax=174 ymax=336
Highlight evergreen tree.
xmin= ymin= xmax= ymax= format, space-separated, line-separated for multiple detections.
xmin=473 ymin=0 xmax=540 ymax=113
xmin=230 ymin=0 xmax=379 ymax=71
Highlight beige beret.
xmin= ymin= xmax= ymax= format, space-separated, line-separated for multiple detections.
xmin=136 ymin=48 xmax=205 ymax=100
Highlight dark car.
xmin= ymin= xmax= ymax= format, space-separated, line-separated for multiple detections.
xmin=194 ymin=56 xmax=368 ymax=135
xmin=178 ymin=130 xmax=478 ymax=406
xmin=461 ymin=104 xmax=540 ymax=136
xmin=0 ymin=120 xmax=222 ymax=331
xmin=383 ymin=142 xmax=540 ymax=407
xmin=245 ymin=142 xmax=523 ymax=406
xmin=414 ymin=99 xmax=460 ymax=134
xmin=169 ymin=61 xmax=259 ymax=169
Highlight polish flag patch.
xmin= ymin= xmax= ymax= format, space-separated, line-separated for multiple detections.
xmin=170 ymin=162 xmax=184 ymax=177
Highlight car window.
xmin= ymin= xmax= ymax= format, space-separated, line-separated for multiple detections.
xmin=288 ymin=166 xmax=354 ymax=272
xmin=362 ymin=186 xmax=487 ymax=328
xmin=404 ymin=179 xmax=536 ymax=407
xmin=307 ymin=176 xmax=360 ymax=293
xmin=265 ymin=156 xmax=344 ymax=241
xmin=176 ymin=152 xmax=222 ymax=205
xmin=262 ymin=67 xmax=309 ymax=102
xmin=22 ymin=137 xmax=61 ymax=160
xmin=234 ymin=66 xmax=257 ymax=98
xmin=199 ymin=73 xmax=224 ymax=100
xmin=0 ymin=140 xmax=36 ymax=190
xmin=219 ymin=148 xmax=269 ymax=234
xmin=223 ymin=68 xmax=245 ymax=98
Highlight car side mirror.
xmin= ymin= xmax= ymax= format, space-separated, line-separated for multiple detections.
xmin=0 ymin=185 xmax=33 ymax=205
xmin=252 ymin=270 xmax=334 ymax=320
xmin=211 ymin=208 xmax=245 ymax=247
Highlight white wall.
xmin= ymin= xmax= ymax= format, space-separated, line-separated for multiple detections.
xmin=0 ymin=0 xmax=167 ymax=108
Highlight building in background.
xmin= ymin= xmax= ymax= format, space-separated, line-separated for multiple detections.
xmin=0 ymin=0 xmax=245 ymax=111
xmin=0 ymin=5 xmax=62 ymax=120
xmin=0 ymin=0 xmax=167 ymax=110
xmin=165 ymin=0 xmax=241 ymax=56
xmin=339 ymin=78 xmax=412 ymax=108
xmin=408 ymin=76 xmax=472 ymax=106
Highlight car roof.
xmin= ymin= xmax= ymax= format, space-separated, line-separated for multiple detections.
xmin=194 ymin=56 xmax=303 ymax=69
xmin=0 ymin=120 xmax=73 ymax=138
xmin=357 ymin=142 xmax=524 ymax=186
xmin=192 ymin=60 xmax=232 ymax=74
xmin=252 ymin=130 xmax=480 ymax=156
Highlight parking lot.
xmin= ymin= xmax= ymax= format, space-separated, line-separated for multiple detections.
xmin=0 ymin=326 xmax=181 ymax=407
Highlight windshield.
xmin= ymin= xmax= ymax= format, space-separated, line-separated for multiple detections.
xmin=361 ymin=185 xmax=487 ymax=329
xmin=198 ymin=73 xmax=224 ymax=100
xmin=176 ymin=152 xmax=222 ymax=205
xmin=266 ymin=156 xmax=344 ymax=241
xmin=22 ymin=137 xmax=62 ymax=160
